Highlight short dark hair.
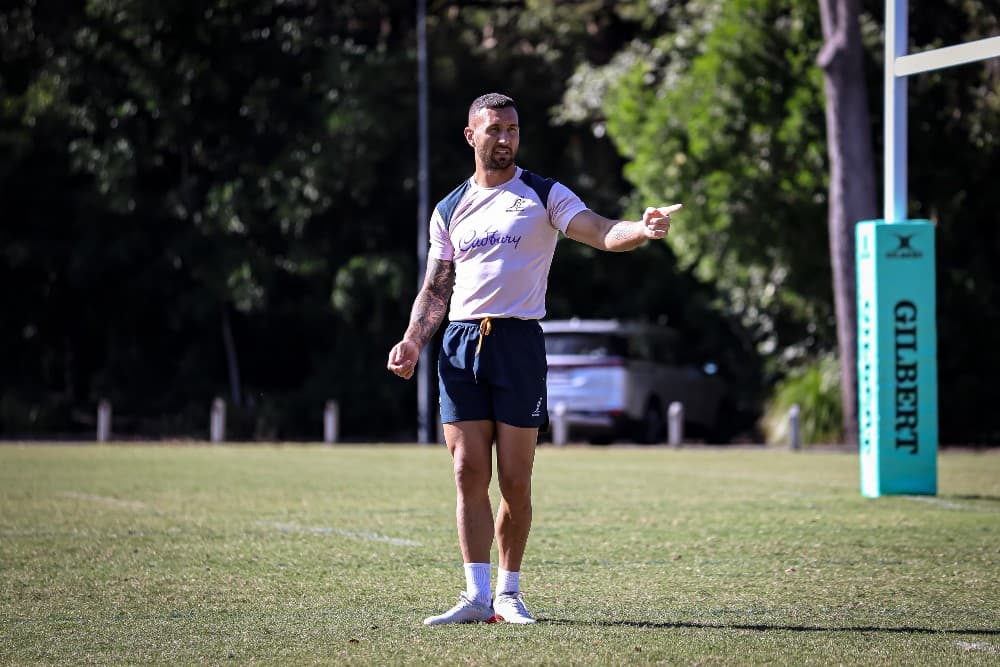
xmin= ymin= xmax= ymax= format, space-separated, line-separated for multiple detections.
xmin=468 ymin=93 xmax=516 ymax=124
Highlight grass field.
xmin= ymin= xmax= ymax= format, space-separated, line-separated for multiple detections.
xmin=0 ymin=444 xmax=998 ymax=665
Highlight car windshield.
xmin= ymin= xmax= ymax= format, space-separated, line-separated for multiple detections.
xmin=544 ymin=333 xmax=629 ymax=358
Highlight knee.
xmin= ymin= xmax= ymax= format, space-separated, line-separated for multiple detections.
xmin=498 ymin=473 xmax=532 ymax=507
xmin=453 ymin=457 xmax=491 ymax=497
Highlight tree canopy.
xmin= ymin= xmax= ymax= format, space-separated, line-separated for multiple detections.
xmin=1 ymin=0 xmax=997 ymax=444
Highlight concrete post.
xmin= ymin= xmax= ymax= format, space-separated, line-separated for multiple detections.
xmin=551 ymin=401 xmax=568 ymax=446
xmin=668 ymin=401 xmax=684 ymax=447
xmin=97 ymin=400 xmax=112 ymax=443
xmin=789 ymin=404 xmax=801 ymax=451
xmin=323 ymin=400 xmax=340 ymax=444
xmin=210 ymin=398 xmax=226 ymax=444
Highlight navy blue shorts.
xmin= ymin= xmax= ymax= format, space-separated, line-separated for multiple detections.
xmin=438 ymin=318 xmax=548 ymax=429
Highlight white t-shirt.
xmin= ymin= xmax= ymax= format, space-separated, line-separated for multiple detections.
xmin=428 ymin=167 xmax=588 ymax=321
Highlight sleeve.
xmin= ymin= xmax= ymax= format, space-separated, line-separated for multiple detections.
xmin=547 ymin=182 xmax=590 ymax=233
xmin=428 ymin=208 xmax=454 ymax=261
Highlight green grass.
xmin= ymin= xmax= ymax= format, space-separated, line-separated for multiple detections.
xmin=1 ymin=444 xmax=998 ymax=665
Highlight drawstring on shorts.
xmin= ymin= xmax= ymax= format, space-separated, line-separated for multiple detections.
xmin=475 ymin=317 xmax=493 ymax=355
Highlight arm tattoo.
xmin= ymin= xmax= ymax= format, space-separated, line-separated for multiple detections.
xmin=605 ymin=220 xmax=644 ymax=251
xmin=610 ymin=225 xmax=633 ymax=242
xmin=404 ymin=259 xmax=455 ymax=348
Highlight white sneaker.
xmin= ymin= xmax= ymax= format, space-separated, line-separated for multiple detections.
xmin=423 ymin=593 xmax=495 ymax=626
xmin=492 ymin=592 xmax=536 ymax=624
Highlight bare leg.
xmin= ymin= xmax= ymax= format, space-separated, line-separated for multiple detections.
xmin=443 ymin=420 xmax=496 ymax=563
xmin=494 ymin=422 xmax=538 ymax=572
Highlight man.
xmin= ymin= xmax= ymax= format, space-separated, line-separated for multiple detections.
xmin=386 ymin=93 xmax=678 ymax=625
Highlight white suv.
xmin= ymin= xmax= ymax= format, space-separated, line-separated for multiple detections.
xmin=541 ymin=319 xmax=727 ymax=443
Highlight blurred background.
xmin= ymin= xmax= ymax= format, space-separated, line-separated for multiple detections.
xmin=1 ymin=0 xmax=997 ymax=445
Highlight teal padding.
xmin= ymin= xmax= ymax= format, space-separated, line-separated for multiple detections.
xmin=856 ymin=220 xmax=938 ymax=497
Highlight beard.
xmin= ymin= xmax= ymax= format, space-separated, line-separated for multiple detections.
xmin=479 ymin=144 xmax=515 ymax=170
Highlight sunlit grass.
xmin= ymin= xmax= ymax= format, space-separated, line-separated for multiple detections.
xmin=1 ymin=444 xmax=997 ymax=665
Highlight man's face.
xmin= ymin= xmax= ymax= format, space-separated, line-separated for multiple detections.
xmin=465 ymin=106 xmax=519 ymax=171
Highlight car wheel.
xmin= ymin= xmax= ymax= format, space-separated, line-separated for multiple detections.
xmin=636 ymin=400 xmax=666 ymax=444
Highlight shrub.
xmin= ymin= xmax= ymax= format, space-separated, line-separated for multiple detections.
xmin=761 ymin=355 xmax=843 ymax=446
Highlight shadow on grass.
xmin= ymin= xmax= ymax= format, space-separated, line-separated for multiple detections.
xmin=951 ymin=494 xmax=1000 ymax=503
xmin=543 ymin=619 xmax=1000 ymax=635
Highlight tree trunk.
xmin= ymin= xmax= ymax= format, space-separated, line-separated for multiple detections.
xmin=817 ymin=0 xmax=877 ymax=447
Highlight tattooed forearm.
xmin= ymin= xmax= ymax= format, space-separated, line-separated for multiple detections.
xmin=604 ymin=220 xmax=646 ymax=252
xmin=403 ymin=259 xmax=455 ymax=348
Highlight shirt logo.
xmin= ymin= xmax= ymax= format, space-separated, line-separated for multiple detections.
xmin=458 ymin=228 xmax=522 ymax=252
xmin=506 ymin=197 xmax=529 ymax=213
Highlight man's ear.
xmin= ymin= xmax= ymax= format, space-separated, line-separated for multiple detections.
xmin=464 ymin=126 xmax=475 ymax=147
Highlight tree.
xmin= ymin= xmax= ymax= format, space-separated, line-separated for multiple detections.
xmin=816 ymin=0 xmax=877 ymax=447
xmin=0 ymin=0 xmax=661 ymax=439
xmin=563 ymin=0 xmax=1000 ymax=445
xmin=3 ymin=0 xmax=997 ymax=443
xmin=566 ymin=0 xmax=834 ymax=373
xmin=900 ymin=0 xmax=1000 ymax=444
xmin=0 ymin=0 xmax=422 ymax=437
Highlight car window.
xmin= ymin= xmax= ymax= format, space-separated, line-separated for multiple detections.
xmin=544 ymin=333 xmax=629 ymax=358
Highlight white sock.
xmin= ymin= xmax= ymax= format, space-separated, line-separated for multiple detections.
xmin=496 ymin=567 xmax=520 ymax=596
xmin=464 ymin=562 xmax=491 ymax=606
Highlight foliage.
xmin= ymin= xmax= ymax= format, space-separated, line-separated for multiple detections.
xmin=571 ymin=0 xmax=832 ymax=370
xmin=562 ymin=0 xmax=1000 ymax=444
xmin=1 ymin=0 xmax=998 ymax=443
xmin=897 ymin=0 xmax=1000 ymax=443
xmin=760 ymin=354 xmax=843 ymax=446
xmin=1 ymin=0 xmax=420 ymax=438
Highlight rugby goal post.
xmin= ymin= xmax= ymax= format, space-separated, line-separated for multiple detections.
xmin=856 ymin=1 xmax=1000 ymax=496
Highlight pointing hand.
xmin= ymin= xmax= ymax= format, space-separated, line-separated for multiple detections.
xmin=642 ymin=203 xmax=682 ymax=239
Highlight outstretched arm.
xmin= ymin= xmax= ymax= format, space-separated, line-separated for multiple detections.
xmin=386 ymin=258 xmax=456 ymax=380
xmin=564 ymin=204 xmax=681 ymax=252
